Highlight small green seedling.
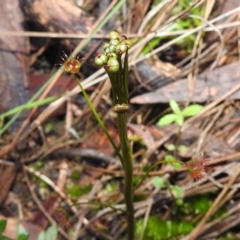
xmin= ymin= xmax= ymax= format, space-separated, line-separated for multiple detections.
xmin=166 ymin=143 xmax=186 ymax=152
xmin=151 ymin=176 xmax=184 ymax=206
xmin=157 ymin=99 xmax=203 ymax=127
xmin=164 ymin=155 xmax=182 ymax=170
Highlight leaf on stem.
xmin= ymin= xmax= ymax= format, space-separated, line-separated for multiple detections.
xmin=169 ymin=99 xmax=181 ymax=116
xmin=182 ymin=104 xmax=203 ymax=117
xmin=157 ymin=113 xmax=176 ymax=126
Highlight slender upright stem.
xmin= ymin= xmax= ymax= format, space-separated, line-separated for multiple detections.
xmin=117 ymin=112 xmax=134 ymax=240
xmin=93 ymin=31 xmax=135 ymax=239
xmin=75 ymin=78 xmax=123 ymax=164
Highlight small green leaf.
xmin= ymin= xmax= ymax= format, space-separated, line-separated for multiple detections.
xmin=37 ymin=231 xmax=45 ymax=240
xmin=151 ymin=177 xmax=166 ymax=189
xmin=165 ymin=155 xmax=181 ymax=170
xmin=178 ymin=145 xmax=186 ymax=151
xmin=157 ymin=114 xmax=176 ymax=126
xmin=17 ymin=234 xmax=29 ymax=240
xmin=176 ymin=199 xmax=183 ymax=206
xmin=141 ymin=37 xmax=161 ymax=55
xmin=182 ymin=104 xmax=203 ymax=117
xmin=166 ymin=144 xmax=175 ymax=151
xmin=45 ymin=225 xmax=58 ymax=240
xmin=170 ymin=185 xmax=184 ymax=199
xmin=0 ymin=219 xmax=7 ymax=235
xmin=17 ymin=224 xmax=28 ymax=238
xmin=175 ymin=114 xmax=184 ymax=126
xmin=169 ymin=99 xmax=181 ymax=115
xmin=165 ymin=155 xmax=175 ymax=162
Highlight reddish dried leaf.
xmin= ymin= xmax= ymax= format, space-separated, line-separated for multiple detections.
xmin=81 ymin=121 xmax=119 ymax=157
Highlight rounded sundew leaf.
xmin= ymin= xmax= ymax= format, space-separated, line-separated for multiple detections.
xmin=151 ymin=177 xmax=166 ymax=189
xmin=165 ymin=154 xmax=175 ymax=162
xmin=178 ymin=144 xmax=187 ymax=151
xmin=157 ymin=113 xmax=176 ymax=126
xmin=165 ymin=155 xmax=182 ymax=170
xmin=165 ymin=144 xmax=176 ymax=151
xmin=169 ymin=99 xmax=181 ymax=115
xmin=182 ymin=104 xmax=203 ymax=117
xmin=170 ymin=185 xmax=184 ymax=199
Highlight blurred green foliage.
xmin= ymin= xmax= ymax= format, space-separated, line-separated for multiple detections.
xmin=142 ymin=0 xmax=204 ymax=56
xmin=66 ymin=183 xmax=92 ymax=198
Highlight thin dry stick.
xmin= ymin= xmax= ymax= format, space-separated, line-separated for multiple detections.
xmin=217 ymin=185 xmax=238 ymax=211
xmin=184 ymin=167 xmax=240 ymax=240
xmin=131 ymin=6 xmax=240 ymax=65
xmin=0 ymin=21 xmax=240 ymax=39
xmin=25 ymin=166 xmax=78 ymax=213
xmin=139 ymin=191 xmax=156 ymax=240
xmin=187 ymin=0 xmax=217 ymax=102
xmin=183 ymin=81 xmax=240 ymax=129
xmin=190 ymin=13 xmax=225 ymax=70
xmin=196 ymin=104 xmax=224 ymax=153
xmin=138 ymin=0 xmax=171 ymax=33
xmin=238 ymin=10 xmax=240 ymax=60
xmin=22 ymin=164 xmax=69 ymax=239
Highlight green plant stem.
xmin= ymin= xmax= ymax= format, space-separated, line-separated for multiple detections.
xmin=117 ymin=112 xmax=134 ymax=240
xmin=174 ymin=126 xmax=182 ymax=158
xmin=75 ymin=78 xmax=123 ymax=164
xmin=134 ymin=159 xmax=183 ymax=190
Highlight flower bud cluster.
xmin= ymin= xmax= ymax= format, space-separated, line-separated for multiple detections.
xmin=94 ymin=31 xmax=132 ymax=72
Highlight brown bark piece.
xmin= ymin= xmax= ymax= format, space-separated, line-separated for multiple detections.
xmin=0 ymin=0 xmax=29 ymax=113
xmin=20 ymin=0 xmax=97 ymax=52
xmin=131 ymin=61 xmax=240 ymax=103
xmin=0 ymin=163 xmax=17 ymax=205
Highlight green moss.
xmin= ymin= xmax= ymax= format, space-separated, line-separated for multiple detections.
xmin=71 ymin=169 xmax=82 ymax=180
xmin=66 ymin=184 xmax=92 ymax=198
xmin=104 ymin=182 xmax=118 ymax=193
xmin=135 ymin=216 xmax=194 ymax=240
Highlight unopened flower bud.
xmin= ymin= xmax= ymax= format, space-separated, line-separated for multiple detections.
xmin=95 ymin=53 xmax=108 ymax=66
xmin=103 ymin=43 xmax=110 ymax=51
xmin=106 ymin=58 xmax=119 ymax=72
xmin=107 ymin=53 xmax=117 ymax=59
xmin=104 ymin=47 xmax=110 ymax=54
xmin=110 ymin=39 xmax=120 ymax=46
xmin=116 ymin=43 xmax=128 ymax=55
xmin=109 ymin=44 xmax=116 ymax=53
xmin=109 ymin=31 xmax=122 ymax=41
